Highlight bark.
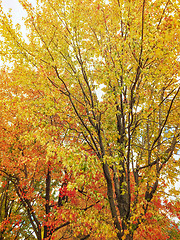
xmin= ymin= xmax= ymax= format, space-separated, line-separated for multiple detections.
xmin=44 ymin=166 xmax=51 ymax=239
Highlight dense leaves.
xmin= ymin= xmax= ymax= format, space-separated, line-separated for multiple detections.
xmin=0 ymin=0 xmax=180 ymax=239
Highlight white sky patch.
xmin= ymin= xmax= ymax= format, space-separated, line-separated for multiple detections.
xmin=1 ymin=0 xmax=36 ymax=41
xmin=8 ymin=121 xmax=13 ymax=126
xmin=104 ymin=0 xmax=110 ymax=4
xmin=95 ymin=83 xmax=105 ymax=101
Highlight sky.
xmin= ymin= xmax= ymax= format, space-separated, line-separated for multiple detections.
xmin=1 ymin=0 xmax=36 ymax=14
xmin=1 ymin=0 xmax=36 ymax=32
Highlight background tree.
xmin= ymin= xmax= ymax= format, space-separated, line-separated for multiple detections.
xmin=0 ymin=69 xmax=115 ymax=239
xmin=0 ymin=0 xmax=180 ymax=239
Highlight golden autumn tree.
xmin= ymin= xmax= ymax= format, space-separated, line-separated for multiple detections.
xmin=0 ymin=0 xmax=180 ymax=239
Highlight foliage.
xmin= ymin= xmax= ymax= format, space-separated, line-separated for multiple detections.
xmin=0 ymin=71 xmax=115 ymax=239
xmin=0 ymin=0 xmax=180 ymax=239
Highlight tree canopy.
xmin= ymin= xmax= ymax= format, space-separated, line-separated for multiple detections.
xmin=0 ymin=0 xmax=180 ymax=239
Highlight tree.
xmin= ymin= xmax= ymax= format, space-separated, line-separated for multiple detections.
xmin=0 ymin=69 xmax=115 ymax=239
xmin=0 ymin=0 xmax=180 ymax=239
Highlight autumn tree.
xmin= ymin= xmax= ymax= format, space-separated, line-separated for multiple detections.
xmin=0 ymin=69 xmax=114 ymax=239
xmin=0 ymin=0 xmax=180 ymax=239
